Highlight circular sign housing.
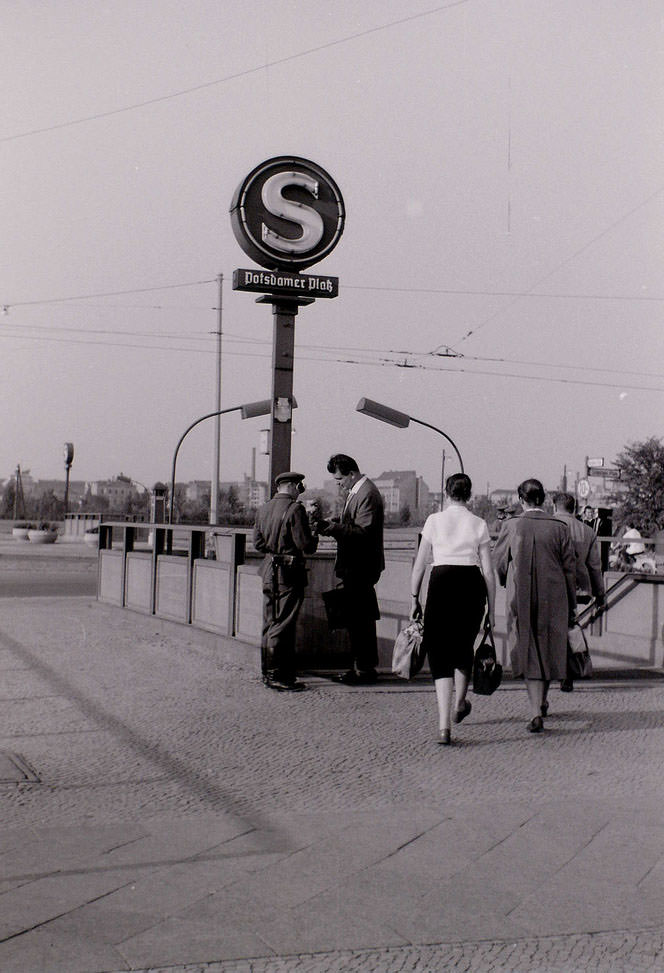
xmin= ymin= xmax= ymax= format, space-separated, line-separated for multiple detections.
xmin=230 ymin=156 xmax=345 ymax=270
xmin=577 ymin=478 xmax=590 ymax=499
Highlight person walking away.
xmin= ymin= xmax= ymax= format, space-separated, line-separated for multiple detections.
xmin=552 ymin=492 xmax=606 ymax=692
xmin=494 ymin=478 xmax=576 ymax=732
xmin=253 ymin=471 xmax=318 ymax=691
xmin=315 ymin=454 xmax=385 ymax=685
xmin=410 ymin=473 xmax=496 ymax=745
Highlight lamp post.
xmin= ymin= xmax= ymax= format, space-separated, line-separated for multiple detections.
xmin=355 ymin=397 xmax=464 ymax=508
xmin=169 ymin=399 xmax=272 ymax=524
xmin=63 ymin=443 xmax=74 ymax=515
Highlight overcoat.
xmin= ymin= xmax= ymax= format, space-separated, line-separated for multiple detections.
xmin=553 ymin=511 xmax=605 ymax=601
xmin=494 ymin=510 xmax=576 ymax=679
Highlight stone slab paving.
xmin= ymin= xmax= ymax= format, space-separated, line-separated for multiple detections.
xmin=0 ymin=597 xmax=663 ymax=971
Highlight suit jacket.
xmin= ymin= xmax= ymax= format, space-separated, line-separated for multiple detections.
xmin=494 ymin=510 xmax=576 ymax=679
xmin=327 ymin=477 xmax=385 ymax=586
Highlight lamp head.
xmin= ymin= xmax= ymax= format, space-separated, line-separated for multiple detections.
xmin=355 ymin=397 xmax=410 ymax=429
xmin=239 ymin=397 xmax=298 ymax=420
xmin=239 ymin=399 xmax=272 ymax=420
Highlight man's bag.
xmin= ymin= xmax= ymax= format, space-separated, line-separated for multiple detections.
xmin=392 ymin=620 xmax=425 ymax=680
xmin=322 ymin=585 xmax=349 ymax=631
xmin=472 ymin=620 xmax=503 ymax=696
xmin=567 ymin=624 xmax=593 ymax=679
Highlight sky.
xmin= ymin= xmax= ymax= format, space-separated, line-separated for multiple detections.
xmin=2 ymin=0 xmax=663 ymax=497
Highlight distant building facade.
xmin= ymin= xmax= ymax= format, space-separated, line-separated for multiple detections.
xmin=87 ymin=475 xmax=136 ymax=508
xmin=373 ymin=470 xmax=430 ymax=520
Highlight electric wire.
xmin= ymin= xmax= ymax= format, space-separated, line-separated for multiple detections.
xmin=1 ymin=328 xmax=661 ymax=393
xmin=1 ymin=320 xmax=662 ymax=382
xmin=440 ymin=182 xmax=664 ymax=351
xmin=1 ymin=1 xmax=470 ymax=143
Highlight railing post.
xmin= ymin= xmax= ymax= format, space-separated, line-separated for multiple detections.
xmin=151 ymin=526 xmax=166 ymax=615
xmin=121 ymin=525 xmax=135 ymax=607
xmin=187 ymin=529 xmax=206 ymax=624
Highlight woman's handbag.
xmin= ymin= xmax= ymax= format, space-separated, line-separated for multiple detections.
xmin=472 ymin=619 xmax=503 ymax=695
xmin=567 ymin=623 xmax=593 ymax=679
xmin=322 ymin=585 xmax=349 ymax=631
xmin=392 ymin=620 xmax=425 ymax=680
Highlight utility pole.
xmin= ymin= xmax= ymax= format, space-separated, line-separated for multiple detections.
xmin=210 ymin=273 xmax=223 ymax=524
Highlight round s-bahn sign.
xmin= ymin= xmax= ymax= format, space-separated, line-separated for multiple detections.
xmin=230 ymin=156 xmax=345 ymax=271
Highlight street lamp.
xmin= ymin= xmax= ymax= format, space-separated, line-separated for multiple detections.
xmin=63 ymin=442 xmax=74 ymax=515
xmin=169 ymin=399 xmax=272 ymax=524
xmin=355 ymin=397 xmax=464 ymax=507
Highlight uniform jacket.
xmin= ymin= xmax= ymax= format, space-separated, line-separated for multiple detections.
xmin=554 ymin=511 xmax=605 ymax=602
xmin=253 ymin=495 xmax=318 ymax=586
xmin=494 ymin=510 xmax=577 ymax=680
xmin=327 ymin=477 xmax=385 ymax=586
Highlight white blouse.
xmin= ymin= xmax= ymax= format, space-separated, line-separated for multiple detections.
xmin=421 ymin=504 xmax=490 ymax=567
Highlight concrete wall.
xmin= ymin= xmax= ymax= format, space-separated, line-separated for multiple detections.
xmin=98 ymin=524 xmax=664 ymax=673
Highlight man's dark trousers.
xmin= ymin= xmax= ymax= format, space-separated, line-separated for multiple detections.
xmin=344 ymin=582 xmax=379 ymax=673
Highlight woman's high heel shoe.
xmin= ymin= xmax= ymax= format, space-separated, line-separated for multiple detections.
xmin=438 ymin=729 xmax=452 ymax=745
xmin=528 ymin=716 xmax=544 ymax=733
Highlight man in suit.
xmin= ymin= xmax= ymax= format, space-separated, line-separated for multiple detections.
xmin=315 ymin=454 xmax=385 ymax=685
xmin=253 ymin=471 xmax=318 ymax=691
xmin=552 ymin=492 xmax=606 ymax=692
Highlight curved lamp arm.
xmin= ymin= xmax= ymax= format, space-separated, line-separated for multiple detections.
xmin=409 ymin=417 xmax=464 ymax=474
xmin=169 ymin=400 xmax=271 ymax=523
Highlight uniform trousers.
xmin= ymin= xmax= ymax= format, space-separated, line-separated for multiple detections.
xmin=261 ymin=581 xmax=304 ymax=681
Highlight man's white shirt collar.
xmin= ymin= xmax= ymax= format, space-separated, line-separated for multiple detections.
xmin=343 ymin=475 xmax=367 ymax=510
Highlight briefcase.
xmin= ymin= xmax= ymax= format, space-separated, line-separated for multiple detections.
xmin=322 ymin=585 xmax=349 ymax=631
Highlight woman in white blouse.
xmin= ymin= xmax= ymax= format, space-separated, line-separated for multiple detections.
xmin=410 ymin=474 xmax=496 ymax=744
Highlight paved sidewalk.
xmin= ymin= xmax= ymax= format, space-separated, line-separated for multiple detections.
xmin=1 ymin=592 xmax=664 ymax=972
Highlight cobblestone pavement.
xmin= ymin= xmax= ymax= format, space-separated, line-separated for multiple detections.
xmin=1 ymin=594 xmax=664 ymax=971
xmin=127 ymin=926 xmax=664 ymax=972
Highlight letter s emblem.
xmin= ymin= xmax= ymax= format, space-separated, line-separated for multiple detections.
xmin=261 ymin=171 xmax=324 ymax=255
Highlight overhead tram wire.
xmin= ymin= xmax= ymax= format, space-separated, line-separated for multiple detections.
xmin=1 ymin=0 xmax=470 ymax=143
xmin=2 ymin=317 xmax=663 ymax=384
xmin=1 ymin=327 xmax=662 ymax=393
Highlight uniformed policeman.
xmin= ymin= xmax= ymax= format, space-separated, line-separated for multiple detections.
xmin=252 ymin=472 xmax=318 ymax=691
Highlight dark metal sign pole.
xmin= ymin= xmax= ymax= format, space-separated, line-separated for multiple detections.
xmin=259 ymin=295 xmax=313 ymax=495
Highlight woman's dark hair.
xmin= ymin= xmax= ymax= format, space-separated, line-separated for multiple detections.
xmin=518 ymin=478 xmax=545 ymax=506
xmin=445 ymin=473 xmax=472 ymax=502
xmin=326 ymin=454 xmax=359 ymax=475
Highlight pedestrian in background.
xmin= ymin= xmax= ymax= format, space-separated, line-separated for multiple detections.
xmin=253 ymin=472 xmax=318 ymax=691
xmin=552 ymin=492 xmax=606 ymax=692
xmin=410 ymin=473 xmax=496 ymax=745
xmin=314 ymin=454 xmax=385 ymax=685
xmin=494 ymin=478 xmax=576 ymax=732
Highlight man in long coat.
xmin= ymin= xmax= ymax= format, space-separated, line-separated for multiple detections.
xmin=253 ymin=471 xmax=318 ymax=691
xmin=552 ymin=491 xmax=606 ymax=691
xmin=494 ymin=478 xmax=576 ymax=731
xmin=316 ymin=453 xmax=385 ymax=684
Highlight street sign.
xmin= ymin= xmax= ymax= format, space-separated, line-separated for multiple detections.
xmin=588 ymin=466 xmax=621 ymax=480
xmin=587 ymin=456 xmax=604 ymax=467
xmin=577 ymin=478 xmax=590 ymax=498
xmin=233 ymin=268 xmax=338 ymax=299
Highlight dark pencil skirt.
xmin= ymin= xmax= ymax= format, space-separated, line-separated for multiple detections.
xmin=423 ymin=565 xmax=487 ymax=679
